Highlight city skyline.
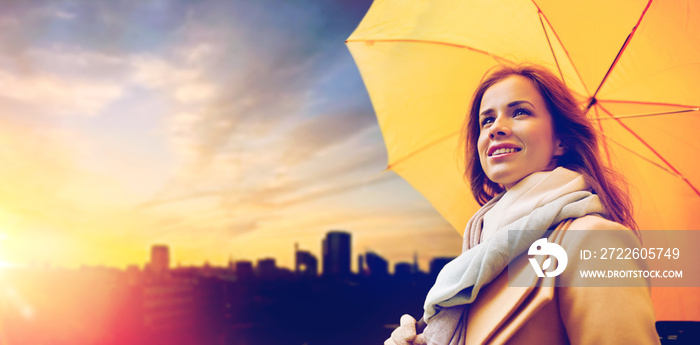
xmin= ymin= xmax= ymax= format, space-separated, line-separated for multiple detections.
xmin=53 ymin=230 xmax=457 ymax=275
xmin=0 ymin=0 xmax=463 ymax=270
xmin=1 ymin=230 xmax=451 ymax=345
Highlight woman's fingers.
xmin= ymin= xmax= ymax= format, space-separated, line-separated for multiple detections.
xmin=400 ymin=314 xmax=417 ymax=328
xmin=390 ymin=326 xmax=411 ymax=345
xmin=387 ymin=314 xmax=417 ymax=345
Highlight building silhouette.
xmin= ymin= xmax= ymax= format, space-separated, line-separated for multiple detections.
xmin=235 ymin=261 xmax=254 ymax=281
xmin=429 ymin=257 xmax=455 ymax=277
xmin=141 ymin=282 xmax=195 ymax=332
xmin=322 ymin=231 xmax=351 ymax=277
xmin=257 ymin=258 xmax=277 ymax=280
xmin=363 ymin=251 xmax=389 ymax=278
xmin=149 ymin=245 xmax=170 ymax=275
xmin=358 ymin=254 xmax=366 ymax=276
xmin=295 ymin=243 xmax=318 ymax=277
xmin=394 ymin=262 xmax=412 ymax=278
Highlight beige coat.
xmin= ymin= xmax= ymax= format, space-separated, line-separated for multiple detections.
xmin=464 ymin=215 xmax=660 ymax=345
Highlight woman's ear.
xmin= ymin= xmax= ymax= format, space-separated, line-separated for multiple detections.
xmin=554 ymin=139 xmax=566 ymax=156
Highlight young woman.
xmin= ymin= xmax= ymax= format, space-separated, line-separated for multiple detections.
xmin=386 ymin=64 xmax=659 ymax=345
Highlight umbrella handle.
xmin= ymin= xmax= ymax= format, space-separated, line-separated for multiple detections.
xmin=416 ymin=317 xmax=427 ymax=333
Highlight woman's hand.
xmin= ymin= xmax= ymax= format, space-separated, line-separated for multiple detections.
xmin=385 ymin=314 xmax=427 ymax=345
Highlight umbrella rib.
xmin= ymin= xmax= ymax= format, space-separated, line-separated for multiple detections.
xmin=537 ymin=10 xmax=563 ymax=84
xmin=592 ymin=108 xmax=699 ymax=120
xmin=531 ymin=0 xmax=589 ymax=95
xmin=590 ymin=0 xmax=654 ymax=103
xmin=594 ymin=106 xmax=613 ymax=167
xmin=345 ymin=39 xmax=512 ymax=64
xmin=601 ymin=100 xmax=700 ymax=109
xmin=600 ymin=134 xmax=676 ymax=177
xmin=597 ymin=104 xmax=700 ymax=197
xmin=387 ymin=131 xmax=460 ymax=170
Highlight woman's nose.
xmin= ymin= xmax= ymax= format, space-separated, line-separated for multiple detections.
xmin=488 ymin=116 xmax=512 ymax=139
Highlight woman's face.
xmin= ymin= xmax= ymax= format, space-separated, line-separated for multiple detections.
xmin=477 ymin=75 xmax=563 ymax=190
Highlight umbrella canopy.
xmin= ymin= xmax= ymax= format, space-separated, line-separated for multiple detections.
xmin=347 ymin=0 xmax=700 ymax=320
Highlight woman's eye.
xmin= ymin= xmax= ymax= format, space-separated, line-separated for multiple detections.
xmin=481 ymin=117 xmax=494 ymax=127
xmin=513 ymin=108 xmax=531 ymax=117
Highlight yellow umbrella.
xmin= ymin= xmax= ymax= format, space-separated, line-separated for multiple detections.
xmin=347 ymin=0 xmax=699 ymax=320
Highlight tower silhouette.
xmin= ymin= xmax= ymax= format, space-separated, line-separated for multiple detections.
xmin=149 ymin=245 xmax=170 ymax=274
xmin=322 ymin=231 xmax=351 ymax=277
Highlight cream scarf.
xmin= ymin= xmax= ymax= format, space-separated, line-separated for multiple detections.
xmin=422 ymin=167 xmax=606 ymax=345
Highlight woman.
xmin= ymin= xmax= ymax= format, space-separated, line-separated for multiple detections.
xmin=386 ymin=64 xmax=659 ymax=345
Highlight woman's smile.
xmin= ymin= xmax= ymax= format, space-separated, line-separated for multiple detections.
xmin=487 ymin=144 xmax=522 ymax=157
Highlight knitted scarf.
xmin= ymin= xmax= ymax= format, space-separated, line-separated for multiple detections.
xmin=422 ymin=167 xmax=606 ymax=345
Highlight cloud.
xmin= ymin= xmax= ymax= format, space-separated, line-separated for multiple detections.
xmin=0 ymin=121 xmax=88 ymax=230
xmin=0 ymin=69 xmax=123 ymax=117
xmin=0 ymin=0 xmax=378 ymax=208
xmin=174 ymin=82 xmax=216 ymax=104
xmin=0 ymin=0 xmax=440 ymax=268
xmin=282 ymin=109 xmax=376 ymax=165
xmin=152 ymin=0 xmax=367 ymax=167
xmin=181 ymin=43 xmax=214 ymax=64
xmin=0 ymin=48 xmax=173 ymax=120
xmin=136 ymin=144 xmax=392 ymax=244
xmin=53 ymin=9 xmax=76 ymax=20
xmin=129 ymin=55 xmax=199 ymax=89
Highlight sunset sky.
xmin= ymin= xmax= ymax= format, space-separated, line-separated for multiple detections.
xmin=0 ymin=0 xmax=462 ymax=271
